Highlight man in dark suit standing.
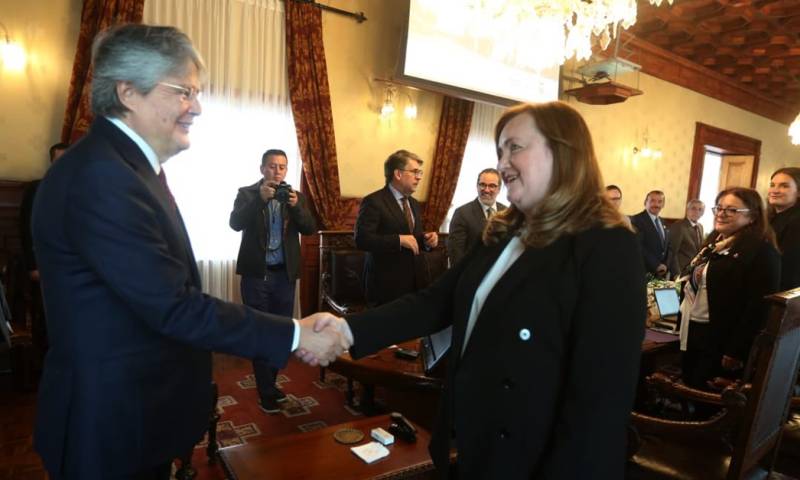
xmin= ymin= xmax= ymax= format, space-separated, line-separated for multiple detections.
xmin=355 ymin=150 xmax=438 ymax=306
xmin=630 ymin=190 xmax=670 ymax=278
xmin=31 ymin=24 xmax=346 ymax=480
xmin=447 ymin=168 xmax=506 ymax=265
xmin=668 ymin=199 xmax=705 ymax=276
xmin=230 ymin=149 xmax=316 ymax=413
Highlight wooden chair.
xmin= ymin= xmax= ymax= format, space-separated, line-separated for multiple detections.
xmin=628 ymin=289 xmax=800 ymax=480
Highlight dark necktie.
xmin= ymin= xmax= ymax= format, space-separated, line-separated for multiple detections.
xmin=485 ymin=207 xmax=495 ymax=219
xmin=694 ymin=224 xmax=702 ymax=246
xmin=157 ymin=169 xmax=177 ymax=212
xmin=402 ymin=197 xmax=414 ymax=233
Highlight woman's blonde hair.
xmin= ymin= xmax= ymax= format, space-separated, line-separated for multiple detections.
xmin=484 ymin=101 xmax=628 ymax=248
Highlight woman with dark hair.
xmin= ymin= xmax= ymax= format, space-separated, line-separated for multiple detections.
xmin=679 ymin=187 xmax=780 ymax=388
xmin=768 ymin=167 xmax=800 ymax=290
xmin=338 ymin=102 xmax=646 ymax=479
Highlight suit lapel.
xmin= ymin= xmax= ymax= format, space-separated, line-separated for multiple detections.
xmin=470 ymin=199 xmax=486 ymax=227
xmin=98 ymin=118 xmax=200 ymax=287
xmin=381 ymin=187 xmax=411 ymax=234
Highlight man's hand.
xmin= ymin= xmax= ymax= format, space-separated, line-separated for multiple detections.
xmin=399 ymin=235 xmax=420 ymax=255
xmin=287 ymin=189 xmax=299 ymax=207
xmin=423 ymin=232 xmax=438 ymax=248
xmin=295 ymin=312 xmax=350 ymax=366
xmin=259 ymin=182 xmax=276 ymax=202
xmin=655 ymin=263 xmax=668 ymax=278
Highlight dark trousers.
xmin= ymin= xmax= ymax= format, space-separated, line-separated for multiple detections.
xmin=681 ymin=322 xmax=723 ymax=389
xmin=241 ymin=269 xmax=295 ymax=402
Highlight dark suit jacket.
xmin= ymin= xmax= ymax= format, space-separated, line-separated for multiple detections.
xmin=771 ymin=204 xmax=800 ymax=290
xmin=31 ymin=118 xmax=294 ymax=479
xmin=447 ymin=198 xmax=506 ymax=266
xmin=354 ymin=186 xmax=428 ymax=306
xmin=699 ymin=232 xmax=781 ymax=362
xmin=630 ymin=210 xmax=669 ymax=275
xmin=19 ymin=180 xmax=40 ymax=271
xmin=668 ymin=218 xmax=704 ymax=276
xmin=229 ymin=180 xmax=316 ymax=282
xmin=347 ymin=226 xmax=646 ymax=479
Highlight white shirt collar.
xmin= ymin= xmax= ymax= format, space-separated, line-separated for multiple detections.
xmin=647 ymin=211 xmax=660 ymax=223
xmin=388 ymin=183 xmax=406 ymax=201
xmin=107 ymin=116 xmax=161 ymax=174
xmin=688 ymin=219 xmax=698 ymax=227
xmin=479 ymin=199 xmax=497 ymax=211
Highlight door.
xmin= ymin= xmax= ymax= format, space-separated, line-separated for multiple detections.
xmin=718 ymin=154 xmax=754 ymax=190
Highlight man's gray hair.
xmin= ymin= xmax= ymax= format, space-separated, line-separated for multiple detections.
xmin=91 ymin=24 xmax=205 ymax=117
xmin=686 ymin=199 xmax=705 ymax=208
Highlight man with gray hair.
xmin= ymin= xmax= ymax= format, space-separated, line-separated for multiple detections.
xmin=447 ymin=168 xmax=506 ymax=265
xmin=355 ymin=149 xmax=438 ymax=306
xmin=668 ymin=199 xmax=706 ymax=276
xmin=31 ymin=24 xmax=348 ymax=480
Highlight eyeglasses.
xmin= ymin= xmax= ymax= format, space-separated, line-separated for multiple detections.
xmin=711 ymin=206 xmax=750 ymax=216
xmin=478 ymin=182 xmax=499 ymax=190
xmin=158 ymin=82 xmax=202 ymax=102
xmin=400 ymin=169 xmax=423 ymax=178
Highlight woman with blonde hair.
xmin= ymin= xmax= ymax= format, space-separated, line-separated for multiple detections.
xmin=340 ymin=101 xmax=646 ymax=479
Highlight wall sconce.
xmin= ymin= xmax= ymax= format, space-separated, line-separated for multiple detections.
xmin=380 ymin=86 xmax=396 ymax=118
xmin=0 ymin=22 xmax=27 ymax=72
xmin=375 ymin=78 xmax=419 ymax=120
xmin=633 ymin=129 xmax=662 ymax=159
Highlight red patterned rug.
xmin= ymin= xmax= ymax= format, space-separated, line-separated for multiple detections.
xmin=188 ymin=353 xmax=364 ymax=479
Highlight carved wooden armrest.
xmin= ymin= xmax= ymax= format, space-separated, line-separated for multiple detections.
xmin=645 ymin=372 xmax=740 ymax=406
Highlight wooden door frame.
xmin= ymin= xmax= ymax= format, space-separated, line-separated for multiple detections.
xmin=687 ymin=122 xmax=761 ymax=203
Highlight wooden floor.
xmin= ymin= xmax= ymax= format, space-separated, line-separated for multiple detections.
xmin=0 ymin=375 xmax=46 ymax=480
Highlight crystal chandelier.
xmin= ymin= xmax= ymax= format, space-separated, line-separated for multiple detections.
xmin=418 ymin=0 xmax=673 ymax=71
xmin=790 ymin=114 xmax=800 ymax=145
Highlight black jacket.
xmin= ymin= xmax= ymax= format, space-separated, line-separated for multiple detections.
xmin=771 ymin=204 xmax=800 ymax=290
xmin=229 ymin=180 xmax=316 ymax=281
xmin=630 ymin=210 xmax=670 ymax=275
xmin=347 ymin=226 xmax=645 ymax=479
xmin=703 ymin=232 xmax=781 ymax=361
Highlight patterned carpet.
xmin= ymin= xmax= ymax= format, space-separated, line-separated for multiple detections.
xmin=188 ymin=353 xmax=368 ymax=479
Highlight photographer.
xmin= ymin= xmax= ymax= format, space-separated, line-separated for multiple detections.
xmin=230 ymin=149 xmax=316 ymax=413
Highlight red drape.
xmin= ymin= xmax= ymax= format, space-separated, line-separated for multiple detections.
xmin=61 ymin=0 xmax=144 ymax=144
xmin=422 ymin=96 xmax=474 ymax=232
xmin=285 ymin=0 xmax=358 ymax=230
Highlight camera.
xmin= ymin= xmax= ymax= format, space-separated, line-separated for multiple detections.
xmin=273 ymin=181 xmax=292 ymax=203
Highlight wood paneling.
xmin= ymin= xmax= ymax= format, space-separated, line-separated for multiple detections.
xmin=627 ymin=0 xmax=800 ymax=125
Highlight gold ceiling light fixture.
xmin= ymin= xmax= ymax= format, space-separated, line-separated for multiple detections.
xmin=417 ymin=0 xmax=674 ymax=71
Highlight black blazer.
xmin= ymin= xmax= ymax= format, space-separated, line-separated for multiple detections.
xmin=447 ymin=198 xmax=506 ymax=266
xmin=31 ymin=118 xmax=295 ymax=479
xmin=630 ymin=210 xmax=669 ymax=275
xmin=354 ymin=186 xmax=428 ymax=305
xmin=668 ymin=218 xmax=704 ymax=276
xmin=703 ymin=232 xmax=781 ymax=361
xmin=347 ymin=226 xmax=646 ymax=479
xmin=229 ymin=180 xmax=316 ymax=281
xmin=771 ymin=204 xmax=800 ymax=290
xmin=19 ymin=180 xmax=41 ymax=271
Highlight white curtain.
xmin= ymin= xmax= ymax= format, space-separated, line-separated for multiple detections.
xmin=143 ymin=0 xmax=301 ymax=302
xmin=440 ymin=102 xmax=507 ymax=232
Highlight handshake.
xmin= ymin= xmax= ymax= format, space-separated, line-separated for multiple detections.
xmin=295 ymin=313 xmax=354 ymax=367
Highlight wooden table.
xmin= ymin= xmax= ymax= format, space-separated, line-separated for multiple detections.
xmin=219 ymin=415 xmax=436 ymax=480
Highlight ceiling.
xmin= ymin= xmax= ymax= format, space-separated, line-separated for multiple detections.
xmin=624 ymin=0 xmax=800 ymax=124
